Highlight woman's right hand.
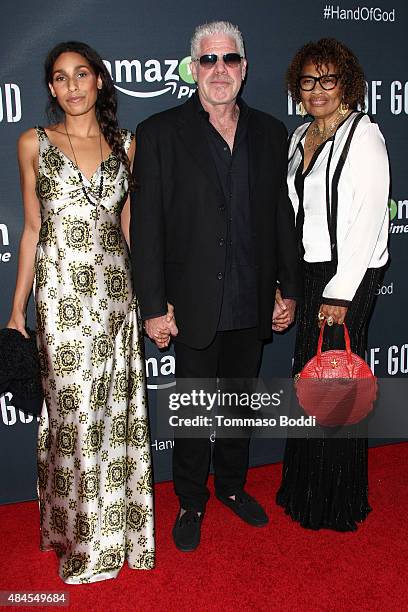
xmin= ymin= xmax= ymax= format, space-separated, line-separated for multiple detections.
xmin=7 ymin=312 xmax=29 ymax=338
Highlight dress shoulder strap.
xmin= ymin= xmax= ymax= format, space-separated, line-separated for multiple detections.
xmin=121 ymin=129 xmax=135 ymax=154
xmin=34 ymin=126 xmax=49 ymax=160
xmin=34 ymin=125 xmax=47 ymax=141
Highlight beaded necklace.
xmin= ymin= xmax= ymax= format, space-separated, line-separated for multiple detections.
xmin=305 ymin=111 xmax=351 ymax=155
xmin=64 ymin=122 xmax=104 ymax=226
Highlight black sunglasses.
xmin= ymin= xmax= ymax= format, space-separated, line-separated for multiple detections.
xmin=195 ymin=53 xmax=243 ymax=68
xmin=299 ymin=74 xmax=339 ymax=91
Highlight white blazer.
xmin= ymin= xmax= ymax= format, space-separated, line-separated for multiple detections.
xmin=287 ymin=112 xmax=389 ymax=303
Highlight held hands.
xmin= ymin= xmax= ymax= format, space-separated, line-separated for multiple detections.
xmin=317 ymin=303 xmax=348 ymax=327
xmin=272 ymin=287 xmax=296 ymax=332
xmin=144 ymin=302 xmax=178 ymax=349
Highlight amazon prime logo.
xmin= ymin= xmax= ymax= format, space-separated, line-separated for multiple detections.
xmin=0 ymin=223 xmax=11 ymax=263
xmin=145 ymin=354 xmax=176 ymax=390
xmin=103 ymin=56 xmax=196 ymax=100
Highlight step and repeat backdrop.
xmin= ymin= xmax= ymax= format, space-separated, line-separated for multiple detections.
xmin=0 ymin=0 xmax=407 ymax=503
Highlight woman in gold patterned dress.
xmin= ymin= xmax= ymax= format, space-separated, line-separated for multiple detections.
xmin=7 ymin=42 xmax=155 ymax=583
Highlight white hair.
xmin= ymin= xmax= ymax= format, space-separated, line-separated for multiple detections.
xmin=190 ymin=21 xmax=245 ymax=60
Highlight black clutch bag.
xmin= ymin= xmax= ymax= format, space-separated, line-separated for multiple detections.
xmin=0 ymin=327 xmax=43 ymax=416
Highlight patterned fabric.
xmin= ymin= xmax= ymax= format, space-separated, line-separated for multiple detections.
xmin=35 ymin=126 xmax=154 ymax=583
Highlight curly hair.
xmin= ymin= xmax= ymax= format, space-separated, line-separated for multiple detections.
xmin=44 ymin=41 xmax=134 ymax=188
xmin=286 ymin=38 xmax=366 ymax=110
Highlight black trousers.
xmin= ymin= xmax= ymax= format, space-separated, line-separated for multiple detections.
xmin=173 ymin=327 xmax=263 ymax=512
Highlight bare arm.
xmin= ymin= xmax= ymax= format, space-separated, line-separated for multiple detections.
xmin=121 ymin=197 xmax=130 ymax=247
xmin=7 ymin=129 xmax=41 ymax=337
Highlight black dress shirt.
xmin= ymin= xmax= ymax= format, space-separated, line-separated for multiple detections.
xmin=196 ymin=96 xmax=258 ymax=331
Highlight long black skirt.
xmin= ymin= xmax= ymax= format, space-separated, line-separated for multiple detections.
xmin=276 ymin=261 xmax=384 ymax=531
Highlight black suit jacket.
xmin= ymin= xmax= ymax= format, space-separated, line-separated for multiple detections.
xmin=130 ymin=94 xmax=301 ymax=349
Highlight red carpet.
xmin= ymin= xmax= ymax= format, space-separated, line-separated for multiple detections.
xmin=1 ymin=443 xmax=407 ymax=612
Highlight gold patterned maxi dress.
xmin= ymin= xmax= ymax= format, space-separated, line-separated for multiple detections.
xmin=34 ymin=126 xmax=154 ymax=584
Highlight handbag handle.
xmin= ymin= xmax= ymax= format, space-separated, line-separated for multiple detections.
xmin=316 ymin=320 xmax=352 ymax=366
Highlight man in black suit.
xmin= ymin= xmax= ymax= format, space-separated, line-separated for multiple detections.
xmin=131 ymin=20 xmax=300 ymax=551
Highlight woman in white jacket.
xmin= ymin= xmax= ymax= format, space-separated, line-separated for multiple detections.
xmin=275 ymin=38 xmax=389 ymax=531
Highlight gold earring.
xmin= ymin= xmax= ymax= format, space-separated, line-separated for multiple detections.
xmin=298 ymin=101 xmax=307 ymax=117
xmin=338 ymin=100 xmax=349 ymax=116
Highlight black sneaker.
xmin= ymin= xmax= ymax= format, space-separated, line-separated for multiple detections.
xmin=216 ymin=490 xmax=269 ymax=526
xmin=172 ymin=509 xmax=203 ymax=552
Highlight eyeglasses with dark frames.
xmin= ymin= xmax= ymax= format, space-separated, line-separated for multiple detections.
xmin=194 ymin=53 xmax=243 ymax=68
xmin=299 ymin=74 xmax=339 ymax=91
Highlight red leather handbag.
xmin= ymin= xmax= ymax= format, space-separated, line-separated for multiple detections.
xmin=295 ymin=321 xmax=377 ymax=426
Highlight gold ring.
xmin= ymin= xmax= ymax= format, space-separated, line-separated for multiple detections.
xmin=318 ymin=311 xmax=325 ymax=321
xmin=327 ymin=315 xmax=334 ymax=326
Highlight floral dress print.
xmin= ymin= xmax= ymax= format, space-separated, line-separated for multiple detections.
xmin=34 ymin=126 xmax=154 ymax=584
